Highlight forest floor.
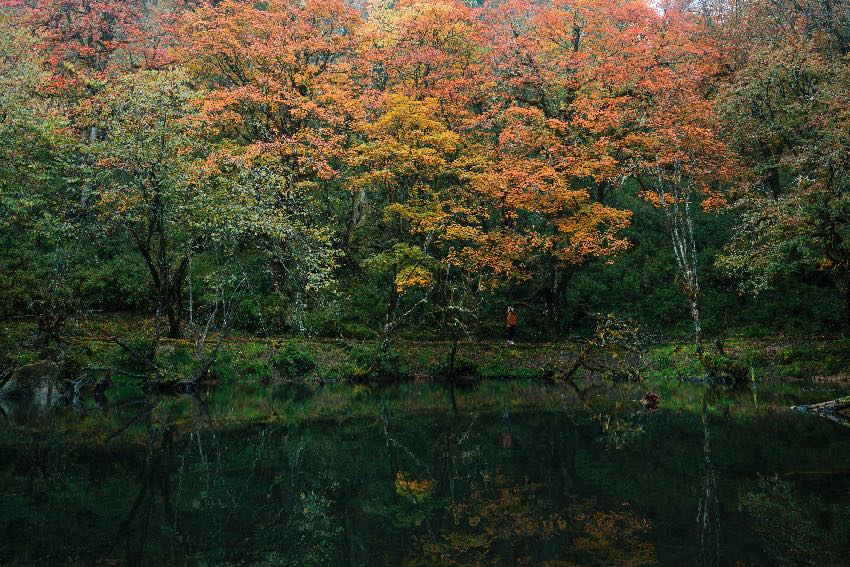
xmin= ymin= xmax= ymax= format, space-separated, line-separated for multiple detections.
xmin=2 ymin=315 xmax=850 ymax=385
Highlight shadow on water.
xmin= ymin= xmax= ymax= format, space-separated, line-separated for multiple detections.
xmin=1 ymin=375 xmax=850 ymax=566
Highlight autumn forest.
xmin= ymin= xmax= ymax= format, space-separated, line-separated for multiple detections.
xmin=4 ymin=1 xmax=850 ymax=565
xmin=1 ymin=0 xmax=850 ymax=357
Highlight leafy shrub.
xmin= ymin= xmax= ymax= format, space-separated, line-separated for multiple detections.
xmin=339 ymin=324 xmax=378 ymax=340
xmin=206 ymin=349 xmax=236 ymax=382
xmin=646 ymin=346 xmax=703 ymax=379
xmin=112 ymin=338 xmax=153 ymax=372
xmin=700 ymin=352 xmax=750 ymax=382
xmin=478 ymin=353 xmax=546 ymax=380
xmin=270 ymin=342 xmax=316 ymax=379
xmin=343 ymin=344 xmax=411 ymax=381
xmin=441 ymin=354 xmax=479 ymax=377
xmin=160 ymin=345 xmax=192 ymax=368
xmin=239 ymin=358 xmax=272 ymax=382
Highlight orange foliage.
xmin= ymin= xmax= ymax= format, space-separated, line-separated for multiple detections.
xmin=179 ymin=0 xmax=364 ymax=181
xmin=9 ymin=0 xmax=751 ymax=297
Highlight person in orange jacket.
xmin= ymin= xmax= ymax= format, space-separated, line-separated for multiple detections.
xmin=506 ymin=306 xmax=518 ymax=345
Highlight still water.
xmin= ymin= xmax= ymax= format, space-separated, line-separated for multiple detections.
xmin=2 ymin=377 xmax=849 ymax=566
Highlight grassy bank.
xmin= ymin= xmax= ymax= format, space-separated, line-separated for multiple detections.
xmin=2 ymin=317 xmax=849 ymax=386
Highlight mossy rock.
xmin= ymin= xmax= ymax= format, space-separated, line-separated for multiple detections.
xmin=0 ymin=361 xmax=63 ymax=402
xmin=0 ymin=361 xmax=66 ymax=423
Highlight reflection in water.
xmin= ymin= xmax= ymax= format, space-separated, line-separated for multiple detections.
xmin=1 ymin=378 xmax=849 ymax=565
xmin=108 ymin=392 xmax=222 ymax=564
xmin=697 ymin=394 xmax=720 ymax=567
xmin=423 ymin=475 xmax=655 ymax=566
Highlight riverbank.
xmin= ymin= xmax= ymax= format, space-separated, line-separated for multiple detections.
xmin=3 ymin=316 xmax=849 ymax=386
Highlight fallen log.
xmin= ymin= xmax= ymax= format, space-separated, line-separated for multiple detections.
xmin=793 ymin=396 xmax=850 ymax=415
xmin=792 ymin=396 xmax=850 ymax=428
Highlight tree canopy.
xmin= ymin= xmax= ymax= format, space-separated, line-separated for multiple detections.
xmin=1 ymin=0 xmax=849 ymax=351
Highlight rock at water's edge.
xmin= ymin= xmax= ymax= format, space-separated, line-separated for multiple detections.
xmin=0 ymin=361 xmax=64 ymax=406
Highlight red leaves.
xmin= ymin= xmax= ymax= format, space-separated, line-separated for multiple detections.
xmin=20 ymin=0 xmax=150 ymax=87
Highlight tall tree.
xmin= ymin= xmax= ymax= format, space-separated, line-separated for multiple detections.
xmin=348 ymin=94 xmax=462 ymax=347
xmin=180 ymin=0 xmax=364 ymax=187
xmin=0 ymin=10 xmax=77 ymax=354
xmin=625 ymin=2 xmax=736 ymax=349
xmin=717 ymin=0 xmax=850 ymax=328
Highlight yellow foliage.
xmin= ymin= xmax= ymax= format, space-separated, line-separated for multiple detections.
xmin=395 ymin=265 xmax=434 ymax=292
xmin=395 ymin=472 xmax=434 ymax=503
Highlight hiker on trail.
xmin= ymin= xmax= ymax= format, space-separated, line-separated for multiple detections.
xmin=506 ymin=306 xmax=518 ymax=345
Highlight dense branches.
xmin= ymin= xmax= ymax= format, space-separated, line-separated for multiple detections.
xmin=1 ymin=0 xmax=848 ymax=348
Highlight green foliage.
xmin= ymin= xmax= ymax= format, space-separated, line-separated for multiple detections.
xmin=0 ymin=0 xmax=848 ymax=350
xmin=742 ymin=340 xmax=850 ymax=378
xmin=442 ymin=354 xmax=479 ymax=377
xmin=646 ymin=346 xmax=706 ymax=380
xmin=205 ymin=349 xmax=270 ymax=383
xmin=270 ymin=342 xmax=316 ymax=380
xmin=699 ymin=353 xmax=751 ymax=382
xmin=738 ymin=475 xmax=840 ymax=566
xmin=112 ymin=338 xmax=154 ymax=372
xmin=160 ymin=345 xmax=193 ymax=368
xmin=477 ymin=350 xmax=548 ymax=381
xmin=341 ymin=344 xmax=412 ymax=381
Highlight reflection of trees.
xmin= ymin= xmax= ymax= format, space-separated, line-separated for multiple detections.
xmin=109 ymin=398 xmax=194 ymax=564
xmin=420 ymin=475 xmax=655 ymax=566
xmin=738 ymin=474 xmax=843 ymax=566
xmin=107 ymin=392 xmax=237 ymax=565
xmin=12 ymin=380 xmax=776 ymax=565
xmin=377 ymin=387 xmax=654 ymax=567
xmin=697 ymin=394 xmax=720 ymax=567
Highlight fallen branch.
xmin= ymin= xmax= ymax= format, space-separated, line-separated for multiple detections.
xmin=793 ymin=396 xmax=850 ymax=415
xmin=793 ymin=396 xmax=850 ymax=428
xmin=0 ymin=366 xmax=12 ymax=388
xmin=109 ymin=336 xmax=161 ymax=376
xmin=554 ymin=314 xmax=643 ymax=382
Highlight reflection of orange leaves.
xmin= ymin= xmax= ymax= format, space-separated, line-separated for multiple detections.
xmin=424 ymin=475 xmax=655 ymax=567
xmin=573 ymin=505 xmax=655 ymax=566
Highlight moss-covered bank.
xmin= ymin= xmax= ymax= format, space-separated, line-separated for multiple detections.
xmin=4 ymin=317 xmax=850 ymax=387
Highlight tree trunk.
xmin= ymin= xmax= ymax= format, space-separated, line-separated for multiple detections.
xmin=447 ymin=334 xmax=458 ymax=382
xmin=165 ymin=269 xmax=187 ymax=340
xmin=690 ymin=295 xmax=703 ymax=354
xmin=166 ymin=304 xmax=181 ymax=339
xmin=543 ymin=260 xmax=561 ymax=337
xmin=843 ymin=286 xmax=850 ymax=337
xmin=380 ymin=271 xmax=399 ymax=351
xmin=80 ymin=125 xmax=98 ymax=206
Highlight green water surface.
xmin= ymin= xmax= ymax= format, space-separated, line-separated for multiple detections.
xmin=2 ymin=377 xmax=849 ymax=566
